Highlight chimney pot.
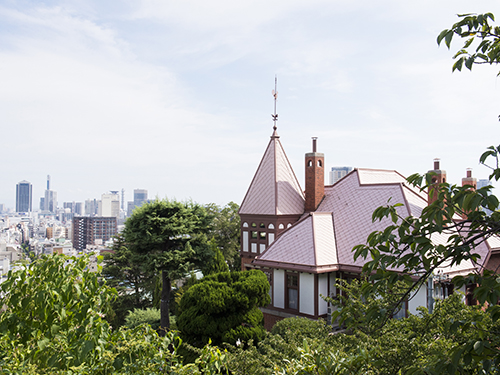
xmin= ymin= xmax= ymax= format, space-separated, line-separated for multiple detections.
xmin=466 ymin=168 xmax=472 ymax=178
xmin=433 ymin=158 xmax=440 ymax=170
xmin=312 ymin=137 xmax=317 ymax=152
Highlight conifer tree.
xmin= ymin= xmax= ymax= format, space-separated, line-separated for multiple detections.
xmin=123 ymin=199 xmax=210 ymax=333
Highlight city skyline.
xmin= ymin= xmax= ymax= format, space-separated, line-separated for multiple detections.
xmin=1 ymin=1 xmax=500 ymax=209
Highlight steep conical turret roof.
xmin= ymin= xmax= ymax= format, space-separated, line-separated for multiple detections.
xmin=239 ymin=130 xmax=305 ymax=216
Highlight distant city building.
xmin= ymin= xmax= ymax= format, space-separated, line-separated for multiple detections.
xmin=72 ymin=217 xmax=117 ymax=252
xmin=16 ymin=180 xmax=32 ymax=213
xmin=39 ymin=197 xmax=45 ymax=211
xmin=74 ymin=202 xmax=83 ymax=215
xmin=134 ymin=189 xmax=148 ymax=209
xmin=98 ymin=192 xmax=120 ymax=218
xmin=63 ymin=202 xmax=74 ymax=212
xmin=85 ymin=199 xmax=99 ymax=216
xmin=0 ymin=204 xmax=5 ymax=213
xmin=329 ymin=167 xmax=353 ymax=185
xmin=477 ymin=179 xmax=492 ymax=189
xmin=127 ymin=201 xmax=135 ymax=217
xmin=43 ymin=175 xmax=57 ymax=213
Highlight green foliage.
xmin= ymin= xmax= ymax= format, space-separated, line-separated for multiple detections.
xmin=437 ymin=13 xmax=500 ymax=74
xmin=124 ymin=308 xmax=161 ymax=330
xmin=226 ymin=318 xmax=333 ymax=375
xmin=101 ymin=233 xmax=157 ymax=328
xmin=326 ymin=278 xmax=411 ymax=334
xmin=0 ymin=254 xmax=115 ymax=370
xmin=178 ymin=270 xmax=270 ymax=347
xmin=271 ymin=317 xmax=331 ymax=342
xmin=124 ymin=199 xmax=211 ymax=330
xmin=205 ymin=201 xmax=241 ymax=271
xmin=0 ymin=253 xmax=239 ymax=374
xmin=204 ymin=237 xmax=230 ymax=275
xmin=274 ymin=340 xmax=371 ymax=375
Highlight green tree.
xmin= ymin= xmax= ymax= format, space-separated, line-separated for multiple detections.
xmin=205 ymin=202 xmax=241 ymax=270
xmin=177 ymin=269 xmax=270 ymax=347
xmin=101 ymin=233 xmax=157 ymax=328
xmin=204 ymin=237 xmax=230 ymax=275
xmin=0 ymin=253 xmax=234 ymax=374
xmin=123 ymin=199 xmax=211 ymax=332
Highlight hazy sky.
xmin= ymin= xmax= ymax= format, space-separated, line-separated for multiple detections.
xmin=1 ymin=0 xmax=500 ymax=210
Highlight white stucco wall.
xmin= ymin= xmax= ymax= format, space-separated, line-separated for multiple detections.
xmin=274 ymin=269 xmax=285 ymax=309
xmin=300 ymin=273 xmax=315 ymax=315
xmin=409 ymin=283 xmax=427 ymax=315
xmin=318 ymin=273 xmax=328 ymax=315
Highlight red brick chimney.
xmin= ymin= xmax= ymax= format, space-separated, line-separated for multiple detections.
xmin=462 ymin=168 xmax=477 ymax=190
xmin=428 ymin=158 xmax=446 ymax=205
xmin=305 ymin=137 xmax=325 ymax=212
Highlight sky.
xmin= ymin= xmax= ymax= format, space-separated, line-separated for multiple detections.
xmin=1 ymin=0 xmax=500 ymax=210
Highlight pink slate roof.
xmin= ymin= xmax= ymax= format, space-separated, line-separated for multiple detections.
xmin=239 ymin=132 xmax=305 ymax=216
xmin=255 ymin=168 xmax=490 ymax=276
xmin=258 ymin=212 xmax=337 ymax=269
xmin=255 ymin=169 xmax=429 ymax=272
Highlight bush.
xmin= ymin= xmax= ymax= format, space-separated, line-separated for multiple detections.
xmin=124 ymin=308 xmax=162 ymax=330
xmin=177 ymin=270 xmax=270 ymax=347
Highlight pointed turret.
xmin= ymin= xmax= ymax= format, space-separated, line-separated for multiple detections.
xmin=239 ymin=128 xmax=305 ymax=270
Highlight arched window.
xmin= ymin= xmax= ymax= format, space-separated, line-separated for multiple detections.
xmin=268 ymin=223 xmax=275 ymax=229
xmin=287 ymin=223 xmax=292 ymax=228
xmin=251 ymin=223 xmax=257 ymax=228
xmin=260 ymin=223 xmax=265 ymax=228
xmin=308 ymin=160 xmax=313 ymax=167
xmin=279 ymin=223 xmax=285 ymax=229
xmin=317 ymin=160 xmax=322 ymax=167
xmin=243 ymin=222 xmax=248 ymax=228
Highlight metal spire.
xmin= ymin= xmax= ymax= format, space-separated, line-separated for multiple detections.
xmin=271 ymin=75 xmax=278 ymax=131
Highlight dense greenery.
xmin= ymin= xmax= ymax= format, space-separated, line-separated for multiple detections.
xmin=101 ymin=233 xmax=158 ymax=328
xmin=205 ymin=201 xmax=241 ymax=271
xmin=123 ymin=199 xmax=211 ymax=331
xmin=0 ymin=254 xmax=193 ymax=374
xmin=102 ymin=201 xmax=239 ymax=329
xmin=177 ymin=270 xmax=270 ymax=347
xmin=124 ymin=308 xmax=161 ymax=331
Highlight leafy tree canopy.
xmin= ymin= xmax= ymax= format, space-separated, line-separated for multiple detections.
xmin=437 ymin=12 xmax=500 ymax=74
xmin=123 ymin=199 xmax=211 ymax=330
xmin=205 ymin=201 xmax=241 ymax=270
xmin=101 ymin=233 xmax=158 ymax=328
xmin=0 ymin=254 xmax=194 ymax=374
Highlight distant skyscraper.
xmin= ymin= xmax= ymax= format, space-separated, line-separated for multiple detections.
xmin=85 ymin=199 xmax=98 ymax=216
xmin=99 ymin=192 xmax=120 ymax=218
xmin=134 ymin=189 xmax=148 ymax=209
xmin=127 ymin=201 xmax=135 ymax=217
xmin=329 ymin=167 xmax=353 ymax=185
xmin=43 ymin=175 xmax=57 ymax=213
xmin=16 ymin=180 xmax=32 ymax=213
xmin=74 ymin=202 xmax=83 ymax=215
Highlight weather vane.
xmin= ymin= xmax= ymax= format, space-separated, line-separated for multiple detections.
xmin=271 ymin=75 xmax=278 ymax=130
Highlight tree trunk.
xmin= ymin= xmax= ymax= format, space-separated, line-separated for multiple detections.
xmin=160 ymin=269 xmax=170 ymax=336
